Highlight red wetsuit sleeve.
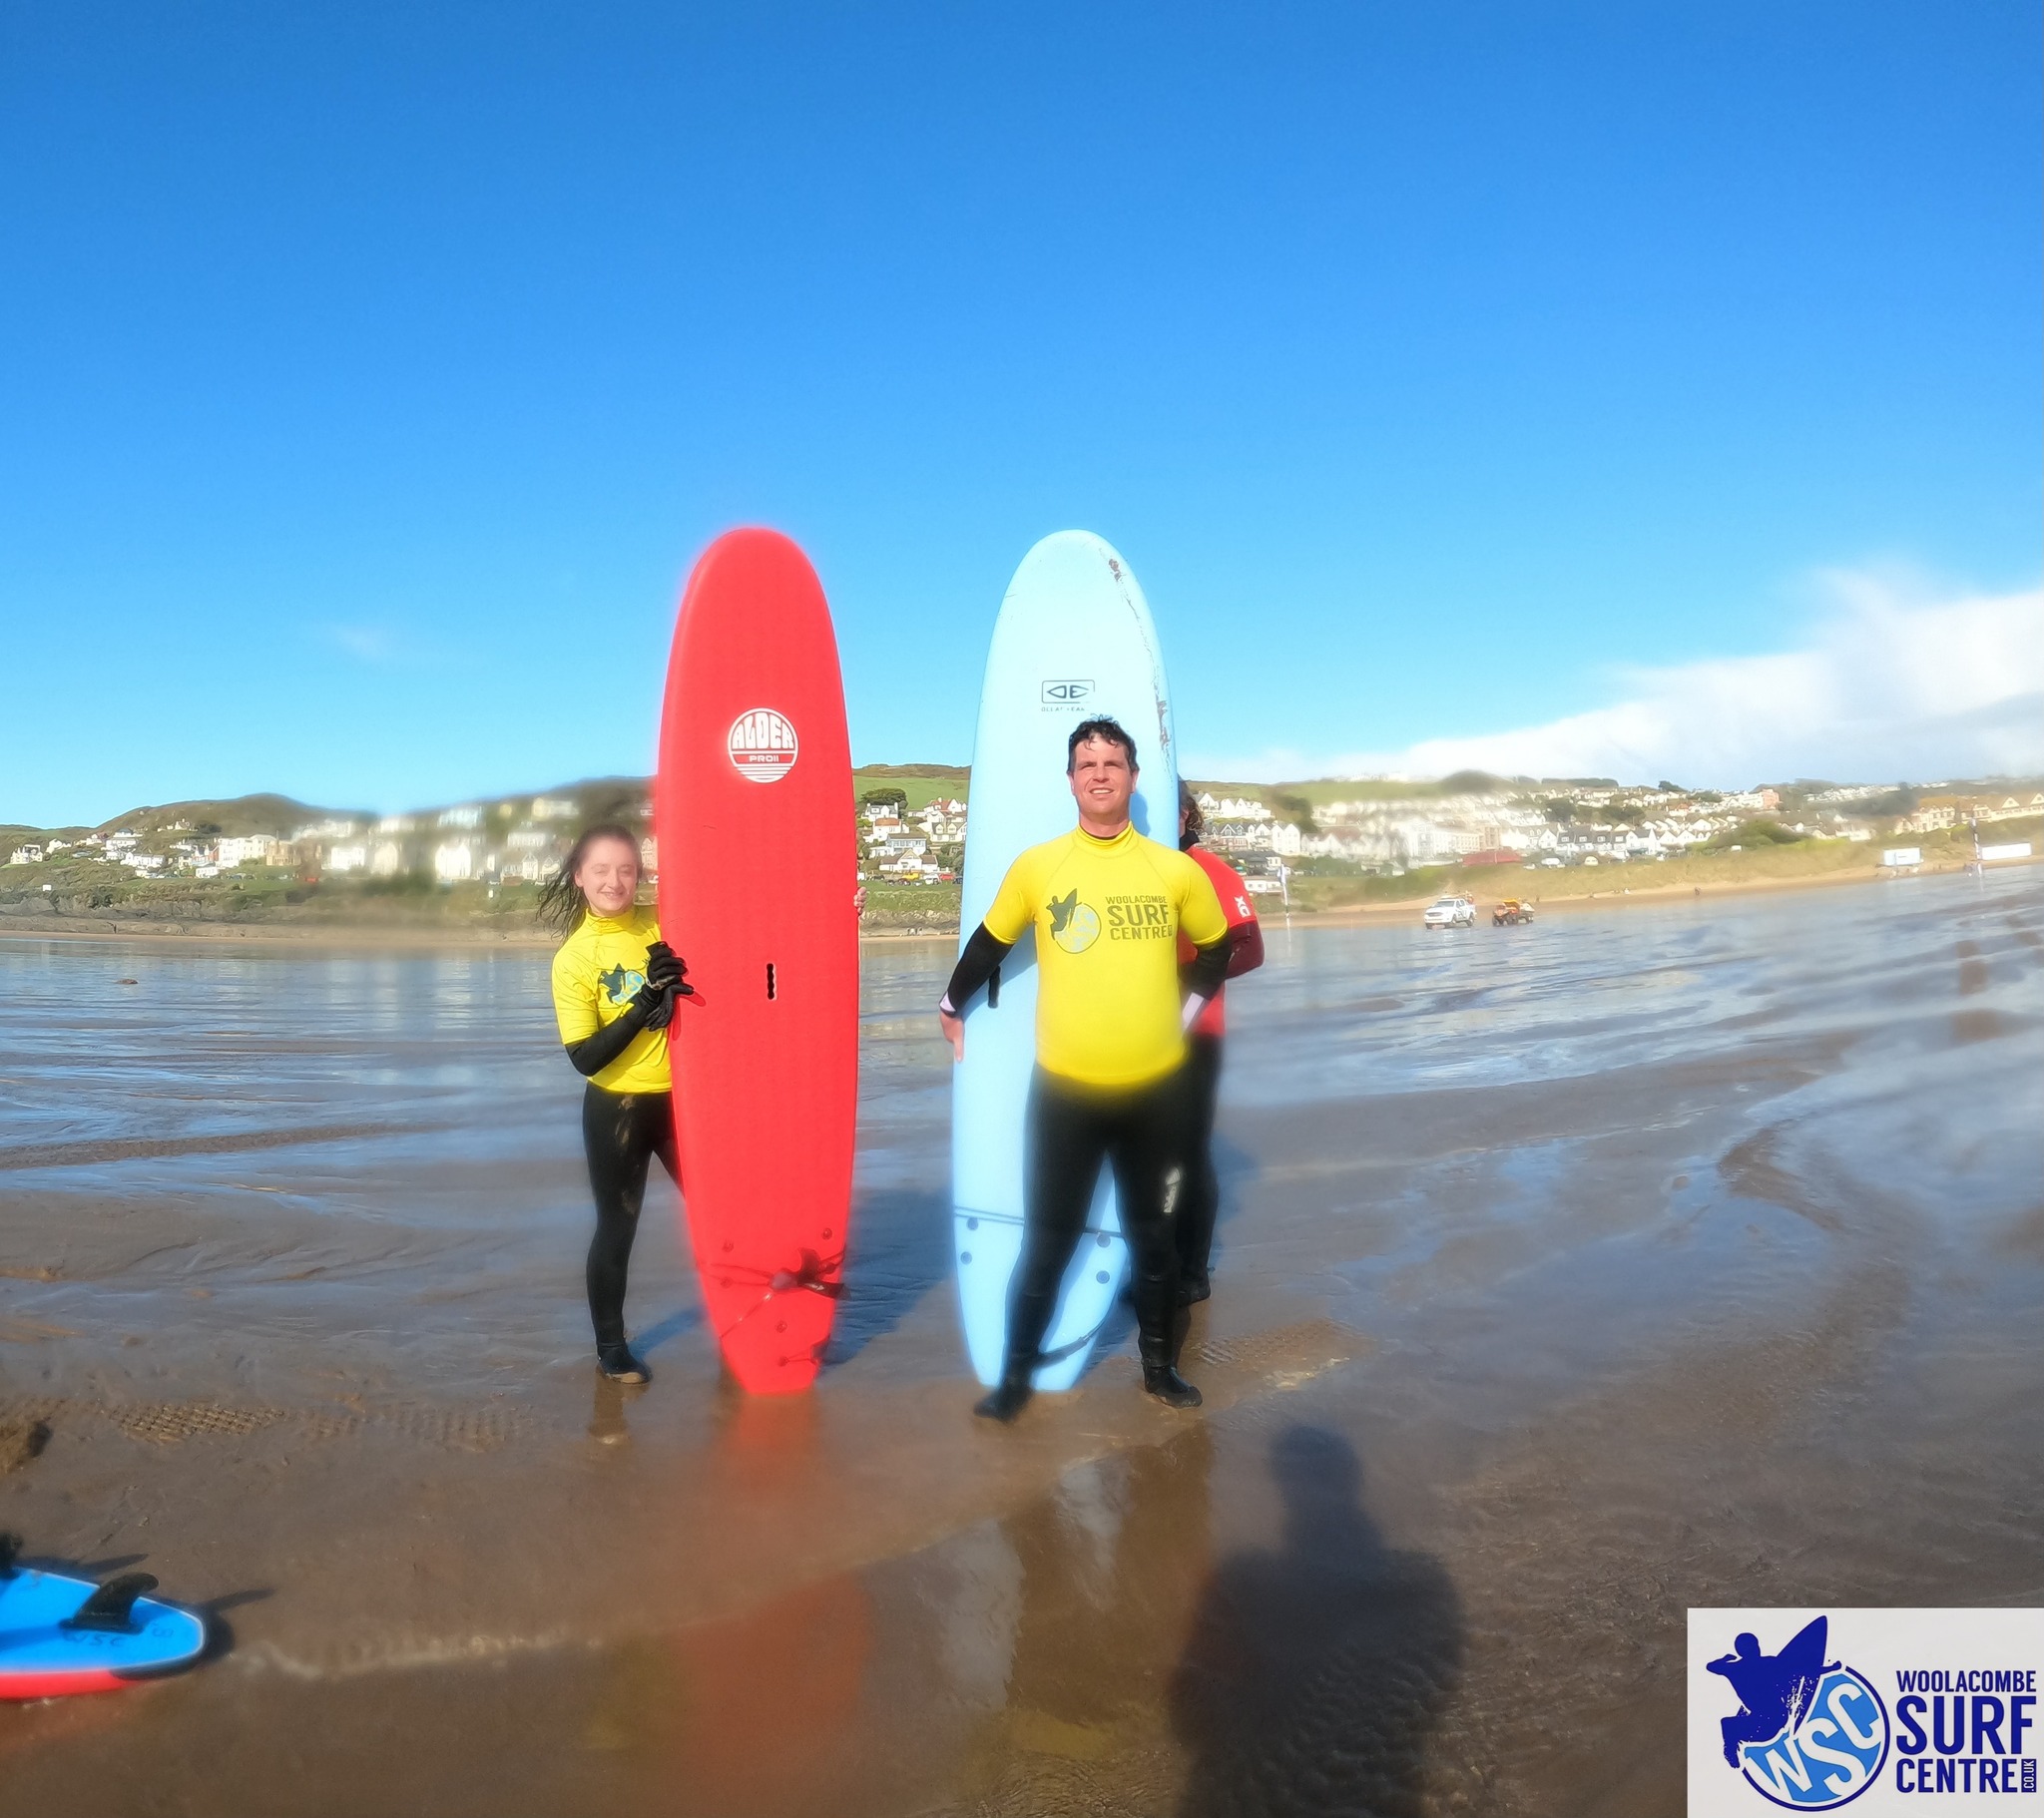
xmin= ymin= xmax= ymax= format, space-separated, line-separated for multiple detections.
xmin=1226 ymin=919 xmax=1265 ymax=978
xmin=1179 ymin=845 xmax=1263 ymax=1039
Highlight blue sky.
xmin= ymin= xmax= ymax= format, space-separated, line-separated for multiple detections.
xmin=3 ymin=2 xmax=2038 ymax=825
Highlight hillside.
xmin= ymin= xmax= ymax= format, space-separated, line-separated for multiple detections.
xmin=853 ymin=763 xmax=970 ymax=814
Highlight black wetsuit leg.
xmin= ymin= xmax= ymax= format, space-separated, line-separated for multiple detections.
xmin=1007 ymin=1067 xmax=1188 ymax=1379
xmin=1107 ymin=1065 xmax=1193 ymax=1367
xmin=1007 ymin=1072 xmax=1113 ymax=1379
xmin=582 ymin=1085 xmax=679 ymax=1348
xmin=1175 ymin=1032 xmax=1224 ymax=1300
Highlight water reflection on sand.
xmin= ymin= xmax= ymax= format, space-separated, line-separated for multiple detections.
xmin=1 ymin=870 xmax=2040 ymax=1817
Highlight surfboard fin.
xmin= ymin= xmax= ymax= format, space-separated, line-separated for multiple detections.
xmin=62 ymin=1573 xmax=159 ymax=1633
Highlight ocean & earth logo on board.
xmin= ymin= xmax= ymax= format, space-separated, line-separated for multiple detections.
xmin=1689 ymin=1608 xmax=2042 ymax=1817
xmin=1041 ymin=679 xmax=1094 ymax=706
xmin=727 ymin=707 xmax=798 ymax=782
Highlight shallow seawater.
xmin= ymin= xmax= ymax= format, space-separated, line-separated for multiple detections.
xmin=1 ymin=871 xmax=2040 ymax=1817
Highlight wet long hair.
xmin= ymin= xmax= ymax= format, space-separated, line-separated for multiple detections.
xmin=1179 ymin=780 xmax=1205 ymax=850
xmin=535 ymin=823 xmax=643 ymax=938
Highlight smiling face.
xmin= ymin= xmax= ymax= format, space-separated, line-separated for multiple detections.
xmin=1068 ymin=736 xmax=1138 ymax=832
xmin=574 ymin=834 xmax=642 ymax=919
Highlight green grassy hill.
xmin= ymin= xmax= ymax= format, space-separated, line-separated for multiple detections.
xmin=107 ymin=794 xmax=365 ymax=836
xmin=853 ymin=763 xmax=970 ymax=814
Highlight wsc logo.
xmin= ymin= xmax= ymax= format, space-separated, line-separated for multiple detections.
xmin=1710 ymin=1616 xmax=1889 ymax=1809
xmin=1041 ymin=680 xmax=1094 ymax=704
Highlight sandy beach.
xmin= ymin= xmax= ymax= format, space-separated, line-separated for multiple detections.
xmin=2 ymin=867 xmax=2040 ymax=1816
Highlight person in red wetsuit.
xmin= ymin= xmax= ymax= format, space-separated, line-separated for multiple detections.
xmin=1175 ymin=781 xmax=1265 ymax=1329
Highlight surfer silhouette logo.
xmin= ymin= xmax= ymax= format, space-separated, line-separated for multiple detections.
xmin=727 ymin=706 xmax=798 ymax=782
xmin=1708 ymin=1616 xmax=1888 ymax=1809
xmin=1047 ymin=888 xmax=1100 ymax=954
xmin=598 ymin=964 xmax=646 ymax=1005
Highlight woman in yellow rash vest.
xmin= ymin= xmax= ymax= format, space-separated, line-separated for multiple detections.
xmin=537 ymin=824 xmax=688 ymax=1385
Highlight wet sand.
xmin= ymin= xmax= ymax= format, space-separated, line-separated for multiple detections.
xmin=2 ymin=870 xmax=2040 ymax=1816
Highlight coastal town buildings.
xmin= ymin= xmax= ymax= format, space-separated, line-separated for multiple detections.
xmin=6 ymin=778 xmax=2039 ymax=891
xmin=856 ymin=790 xmax=963 ymax=883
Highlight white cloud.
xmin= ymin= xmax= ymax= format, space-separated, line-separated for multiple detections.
xmin=1190 ymin=570 xmax=2044 ymax=787
xmin=315 ymin=624 xmax=402 ymax=664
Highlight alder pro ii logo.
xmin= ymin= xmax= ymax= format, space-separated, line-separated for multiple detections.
xmin=727 ymin=707 xmax=798 ymax=783
xmin=1689 ymin=1609 xmax=2042 ymax=1816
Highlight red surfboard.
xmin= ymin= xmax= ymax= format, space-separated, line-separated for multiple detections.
xmin=656 ymin=530 xmax=858 ymax=1393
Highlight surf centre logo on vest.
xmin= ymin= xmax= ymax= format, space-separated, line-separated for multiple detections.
xmin=1047 ymin=888 xmax=1100 ymax=954
xmin=727 ymin=707 xmax=798 ymax=782
xmin=1709 ymin=1617 xmax=1888 ymax=1809
xmin=1041 ymin=680 xmax=1094 ymax=706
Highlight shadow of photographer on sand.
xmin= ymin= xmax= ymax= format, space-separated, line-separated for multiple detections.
xmin=1170 ymin=1424 xmax=1464 ymax=1817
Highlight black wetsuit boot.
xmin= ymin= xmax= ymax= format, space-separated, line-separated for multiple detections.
xmin=973 ymin=1372 xmax=1034 ymax=1424
xmin=1141 ymin=1332 xmax=1203 ymax=1408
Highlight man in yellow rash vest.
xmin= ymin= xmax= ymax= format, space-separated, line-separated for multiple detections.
xmin=939 ymin=715 xmax=1230 ymax=1421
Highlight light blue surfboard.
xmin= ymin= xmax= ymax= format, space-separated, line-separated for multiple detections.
xmin=0 ymin=1564 xmax=208 ymax=1696
xmin=952 ymin=531 xmax=1178 ymax=1389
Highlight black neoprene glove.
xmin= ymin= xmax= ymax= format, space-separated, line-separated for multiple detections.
xmin=1181 ymin=938 xmax=1230 ymax=1003
xmin=644 ymin=942 xmax=687 ymax=992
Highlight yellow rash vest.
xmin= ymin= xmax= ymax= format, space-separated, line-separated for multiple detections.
xmin=982 ymin=824 xmax=1228 ymax=1088
xmin=549 ymin=906 xmax=673 ymax=1096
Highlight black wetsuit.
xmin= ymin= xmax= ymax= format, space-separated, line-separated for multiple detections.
xmin=561 ymin=965 xmax=683 ymax=1350
xmin=1177 ymin=1029 xmax=1226 ymax=1299
xmin=944 ymin=926 xmax=1229 ymax=1381
xmin=579 ymin=1083 xmax=678 ymax=1350
xmin=1017 ymin=1063 xmax=1198 ymax=1373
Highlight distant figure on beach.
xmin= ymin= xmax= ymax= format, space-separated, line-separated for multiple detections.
xmin=539 ymin=824 xmax=690 ymax=1385
xmin=1173 ymin=781 xmax=1264 ymax=1356
xmin=939 ymin=717 xmax=1231 ymax=1421
xmin=1708 ymin=1617 xmax=1833 ymax=1765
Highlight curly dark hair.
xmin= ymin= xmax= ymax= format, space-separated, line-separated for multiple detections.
xmin=534 ymin=823 xmax=643 ymax=937
xmin=1065 ymin=715 xmax=1138 ymax=773
xmin=1178 ymin=780 xmax=1205 ymax=850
